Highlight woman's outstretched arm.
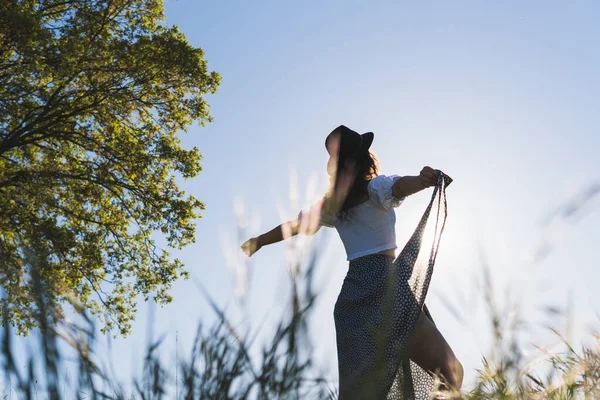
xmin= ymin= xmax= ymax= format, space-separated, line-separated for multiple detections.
xmin=242 ymin=201 xmax=324 ymax=257
xmin=392 ymin=166 xmax=438 ymax=199
xmin=241 ymin=220 xmax=299 ymax=257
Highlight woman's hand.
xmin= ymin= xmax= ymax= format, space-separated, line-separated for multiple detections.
xmin=241 ymin=237 xmax=262 ymax=257
xmin=419 ymin=166 xmax=438 ymax=188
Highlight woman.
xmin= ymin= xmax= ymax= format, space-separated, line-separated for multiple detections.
xmin=242 ymin=125 xmax=462 ymax=399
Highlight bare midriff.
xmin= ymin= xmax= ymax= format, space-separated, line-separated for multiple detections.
xmin=377 ymin=249 xmax=396 ymax=257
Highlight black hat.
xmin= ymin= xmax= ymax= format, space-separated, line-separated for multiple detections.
xmin=325 ymin=125 xmax=374 ymax=156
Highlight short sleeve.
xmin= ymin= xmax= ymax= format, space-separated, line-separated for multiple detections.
xmin=368 ymin=175 xmax=405 ymax=210
xmin=297 ymin=199 xmax=337 ymax=228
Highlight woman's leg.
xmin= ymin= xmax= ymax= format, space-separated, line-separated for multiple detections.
xmin=407 ymin=311 xmax=464 ymax=390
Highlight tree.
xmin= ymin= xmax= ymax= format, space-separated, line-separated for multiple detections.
xmin=0 ymin=0 xmax=220 ymax=336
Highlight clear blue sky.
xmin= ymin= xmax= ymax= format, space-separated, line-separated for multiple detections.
xmin=9 ymin=0 xmax=600 ymax=394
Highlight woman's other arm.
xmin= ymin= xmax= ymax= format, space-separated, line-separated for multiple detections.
xmin=392 ymin=166 xmax=438 ymax=199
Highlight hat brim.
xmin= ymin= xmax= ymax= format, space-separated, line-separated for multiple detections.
xmin=361 ymin=132 xmax=374 ymax=151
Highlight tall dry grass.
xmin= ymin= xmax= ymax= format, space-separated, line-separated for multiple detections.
xmin=1 ymin=181 xmax=598 ymax=399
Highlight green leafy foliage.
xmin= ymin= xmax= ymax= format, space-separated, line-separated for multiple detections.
xmin=0 ymin=0 xmax=221 ymax=336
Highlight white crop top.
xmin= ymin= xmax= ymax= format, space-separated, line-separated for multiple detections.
xmin=298 ymin=175 xmax=405 ymax=261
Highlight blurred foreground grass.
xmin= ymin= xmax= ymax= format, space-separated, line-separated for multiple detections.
xmin=1 ymin=182 xmax=599 ymax=399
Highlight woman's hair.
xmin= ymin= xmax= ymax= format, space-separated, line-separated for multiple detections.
xmin=323 ymin=133 xmax=379 ymax=216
